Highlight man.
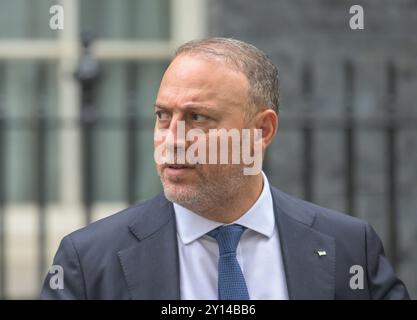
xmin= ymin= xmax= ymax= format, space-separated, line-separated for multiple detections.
xmin=41 ymin=37 xmax=409 ymax=299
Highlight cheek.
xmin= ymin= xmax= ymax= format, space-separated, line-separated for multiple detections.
xmin=154 ymin=127 xmax=170 ymax=147
xmin=198 ymin=164 xmax=224 ymax=176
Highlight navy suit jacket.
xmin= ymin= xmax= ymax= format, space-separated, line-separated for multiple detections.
xmin=40 ymin=186 xmax=410 ymax=299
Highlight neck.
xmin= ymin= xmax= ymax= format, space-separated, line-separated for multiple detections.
xmin=192 ymin=173 xmax=264 ymax=223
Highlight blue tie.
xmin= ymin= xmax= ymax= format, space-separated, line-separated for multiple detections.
xmin=208 ymin=224 xmax=250 ymax=300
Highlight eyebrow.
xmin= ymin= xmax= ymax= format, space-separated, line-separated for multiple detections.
xmin=153 ymin=103 xmax=219 ymax=115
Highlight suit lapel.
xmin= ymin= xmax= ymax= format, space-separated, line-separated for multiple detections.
xmin=116 ymin=187 xmax=336 ymax=299
xmin=271 ymin=187 xmax=335 ymax=299
xmin=117 ymin=194 xmax=180 ymax=299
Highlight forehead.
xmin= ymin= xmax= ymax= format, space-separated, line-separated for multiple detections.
xmin=156 ymin=54 xmax=249 ymax=112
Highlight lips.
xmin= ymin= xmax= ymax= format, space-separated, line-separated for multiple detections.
xmin=165 ymin=164 xmax=195 ymax=169
xmin=163 ymin=164 xmax=195 ymax=177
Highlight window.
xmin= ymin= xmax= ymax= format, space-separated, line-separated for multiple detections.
xmin=0 ymin=0 xmax=206 ymax=298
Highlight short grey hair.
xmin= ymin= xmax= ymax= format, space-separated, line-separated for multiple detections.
xmin=174 ymin=37 xmax=280 ymax=115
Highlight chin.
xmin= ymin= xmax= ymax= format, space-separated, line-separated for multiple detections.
xmin=163 ymin=184 xmax=198 ymax=205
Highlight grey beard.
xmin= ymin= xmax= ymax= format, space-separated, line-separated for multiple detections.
xmin=159 ymin=166 xmax=248 ymax=214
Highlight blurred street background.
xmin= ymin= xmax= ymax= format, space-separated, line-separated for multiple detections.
xmin=0 ymin=0 xmax=416 ymax=299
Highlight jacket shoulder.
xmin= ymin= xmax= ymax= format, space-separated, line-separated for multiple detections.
xmin=66 ymin=192 xmax=168 ymax=251
xmin=270 ymin=186 xmax=368 ymax=236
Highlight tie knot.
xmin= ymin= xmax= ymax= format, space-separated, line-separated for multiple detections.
xmin=208 ymin=224 xmax=246 ymax=255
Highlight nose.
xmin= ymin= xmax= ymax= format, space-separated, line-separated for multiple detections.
xmin=167 ymin=116 xmax=186 ymax=148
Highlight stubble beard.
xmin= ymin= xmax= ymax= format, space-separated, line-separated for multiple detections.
xmin=158 ymin=164 xmax=249 ymax=215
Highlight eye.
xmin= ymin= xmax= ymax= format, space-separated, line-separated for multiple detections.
xmin=190 ymin=113 xmax=209 ymax=122
xmin=155 ymin=110 xmax=170 ymax=121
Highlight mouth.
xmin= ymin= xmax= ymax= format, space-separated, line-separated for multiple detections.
xmin=163 ymin=164 xmax=196 ymax=176
xmin=165 ymin=164 xmax=195 ymax=169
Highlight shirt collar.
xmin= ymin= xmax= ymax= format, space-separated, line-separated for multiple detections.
xmin=173 ymin=171 xmax=275 ymax=245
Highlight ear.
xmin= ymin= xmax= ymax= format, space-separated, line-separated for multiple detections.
xmin=253 ymin=108 xmax=278 ymax=152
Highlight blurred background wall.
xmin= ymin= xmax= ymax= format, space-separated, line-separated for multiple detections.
xmin=0 ymin=0 xmax=415 ymax=299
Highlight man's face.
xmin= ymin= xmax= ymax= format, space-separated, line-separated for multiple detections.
xmin=154 ymin=53 xmax=254 ymax=210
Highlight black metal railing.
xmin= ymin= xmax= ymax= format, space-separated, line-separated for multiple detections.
xmin=34 ymin=62 xmax=49 ymax=287
xmin=0 ymin=55 xmax=415 ymax=298
xmin=0 ymin=62 xmax=6 ymax=299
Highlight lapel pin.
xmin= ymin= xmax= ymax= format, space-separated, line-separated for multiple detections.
xmin=316 ymin=250 xmax=327 ymax=257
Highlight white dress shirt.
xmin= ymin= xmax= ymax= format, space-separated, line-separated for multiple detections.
xmin=173 ymin=172 xmax=289 ymax=300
